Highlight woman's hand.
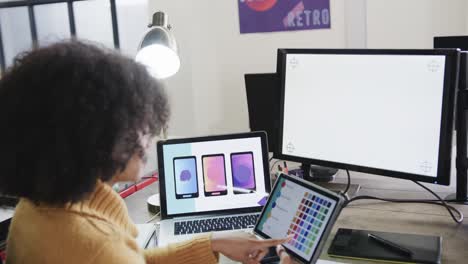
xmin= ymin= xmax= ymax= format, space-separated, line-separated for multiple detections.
xmin=211 ymin=231 xmax=290 ymax=264
xmin=276 ymin=245 xmax=296 ymax=264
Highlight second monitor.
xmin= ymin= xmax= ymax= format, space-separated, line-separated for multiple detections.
xmin=277 ymin=49 xmax=459 ymax=185
xmin=244 ymin=73 xmax=281 ymax=156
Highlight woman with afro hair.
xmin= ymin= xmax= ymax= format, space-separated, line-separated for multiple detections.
xmin=0 ymin=41 xmax=292 ymax=264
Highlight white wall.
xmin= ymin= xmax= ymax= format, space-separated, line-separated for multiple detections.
xmin=366 ymin=0 xmax=467 ymax=48
xmin=150 ymin=0 xmax=348 ymax=137
xmin=150 ymin=0 xmax=468 ymax=138
xmin=344 ymin=0 xmax=367 ymax=48
xmin=466 ymin=1 xmax=468 ymax=34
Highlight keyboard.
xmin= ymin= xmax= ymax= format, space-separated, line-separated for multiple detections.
xmin=174 ymin=214 xmax=259 ymax=235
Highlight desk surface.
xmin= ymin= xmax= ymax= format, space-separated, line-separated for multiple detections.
xmin=124 ymin=170 xmax=468 ymax=264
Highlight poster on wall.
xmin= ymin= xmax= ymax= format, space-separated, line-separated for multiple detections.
xmin=238 ymin=0 xmax=331 ymax=34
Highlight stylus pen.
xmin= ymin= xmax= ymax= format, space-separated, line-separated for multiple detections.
xmin=368 ymin=233 xmax=413 ymax=257
xmin=232 ymin=187 xmax=255 ymax=193
xmin=145 ymin=229 xmax=157 ymax=249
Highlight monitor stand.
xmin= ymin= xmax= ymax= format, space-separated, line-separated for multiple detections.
xmin=301 ymin=163 xmax=337 ymax=182
xmin=289 ymin=163 xmax=360 ymax=197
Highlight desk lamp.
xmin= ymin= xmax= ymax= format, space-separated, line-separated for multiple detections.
xmin=136 ymin=11 xmax=180 ymax=79
xmin=136 ymin=11 xmax=179 ymax=215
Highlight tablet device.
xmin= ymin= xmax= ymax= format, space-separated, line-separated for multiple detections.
xmin=254 ymin=173 xmax=344 ymax=264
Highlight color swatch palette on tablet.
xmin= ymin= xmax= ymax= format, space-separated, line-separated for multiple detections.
xmin=286 ymin=192 xmax=333 ymax=255
xmin=256 ymin=177 xmax=337 ymax=260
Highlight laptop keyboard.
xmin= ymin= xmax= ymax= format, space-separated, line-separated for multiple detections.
xmin=174 ymin=214 xmax=259 ymax=235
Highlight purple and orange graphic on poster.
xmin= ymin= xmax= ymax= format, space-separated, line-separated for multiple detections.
xmin=238 ymin=0 xmax=331 ymax=34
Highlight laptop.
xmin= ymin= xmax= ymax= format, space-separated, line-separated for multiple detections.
xmin=157 ymin=132 xmax=271 ymax=246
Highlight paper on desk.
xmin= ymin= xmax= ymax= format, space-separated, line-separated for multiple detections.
xmin=219 ymin=257 xmax=346 ymax=263
xmin=135 ymin=223 xmax=156 ymax=249
xmin=0 ymin=208 xmax=14 ymax=222
xmin=317 ymin=260 xmax=347 ymax=264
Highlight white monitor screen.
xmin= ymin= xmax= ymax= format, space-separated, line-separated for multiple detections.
xmin=281 ymin=53 xmax=448 ymax=178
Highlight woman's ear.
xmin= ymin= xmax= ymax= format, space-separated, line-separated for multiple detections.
xmin=111 ymin=154 xmax=143 ymax=184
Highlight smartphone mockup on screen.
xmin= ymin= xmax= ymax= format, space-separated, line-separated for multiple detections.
xmin=173 ymin=156 xmax=199 ymax=199
xmin=202 ymin=154 xmax=228 ymax=196
xmin=231 ymin=152 xmax=256 ymax=194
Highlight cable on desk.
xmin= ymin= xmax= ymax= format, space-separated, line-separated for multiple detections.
xmin=146 ymin=211 xmax=161 ymax=223
xmin=343 ymin=170 xmax=351 ymax=194
xmin=269 ymin=159 xmax=282 ymax=174
xmin=411 ymin=180 xmax=463 ymax=224
xmin=343 ymin=171 xmax=464 ymax=224
xmin=345 ymin=195 xmax=463 ymax=224
xmin=338 ymin=170 xmax=352 ymax=202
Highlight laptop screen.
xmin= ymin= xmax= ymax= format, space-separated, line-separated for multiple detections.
xmin=158 ymin=132 xmax=271 ymax=218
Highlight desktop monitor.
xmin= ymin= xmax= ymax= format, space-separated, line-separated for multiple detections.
xmin=434 ymin=36 xmax=468 ymax=51
xmin=434 ymin=36 xmax=468 ymax=98
xmin=277 ymin=49 xmax=459 ymax=185
xmin=244 ymin=73 xmax=281 ymax=156
xmin=434 ymin=36 xmax=468 ymax=201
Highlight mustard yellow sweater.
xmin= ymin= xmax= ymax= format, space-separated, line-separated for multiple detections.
xmin=6 ymin=181 xmax=219 ymax=264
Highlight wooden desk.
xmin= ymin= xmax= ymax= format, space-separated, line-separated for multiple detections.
xmin=124 ymin=170 xmax=468 ymax=264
